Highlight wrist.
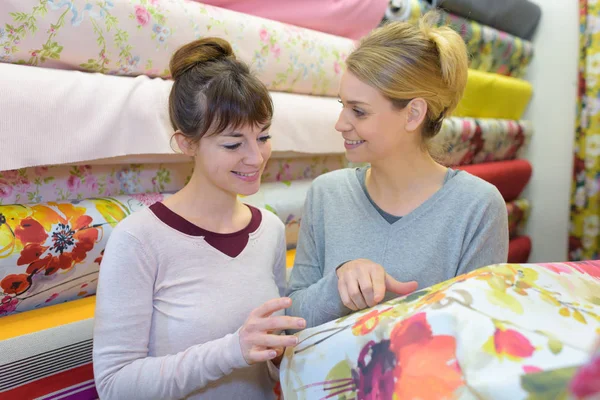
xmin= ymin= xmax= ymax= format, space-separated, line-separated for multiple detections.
xmin=335 ymin=260 xmax=351 ymax=277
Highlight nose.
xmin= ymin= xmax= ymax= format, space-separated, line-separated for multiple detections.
xmin=243 ymin=140 xmax=264 ymax=166
xmin=335 ymin=109 xmax=352 ymax=134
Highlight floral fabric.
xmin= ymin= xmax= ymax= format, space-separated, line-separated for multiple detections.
xmin=385 ymin=0 xmax=534 ymax=78
xmin=571 ymin=0 xmax=600 ymax=262
xmin=0 ymin=0 xmax=353 ymax=97
xmin=0 ymin=193 xmax=165 ymax=316
xmin=507 ymin=199 xmax=530 ymax=239
xmin=281 ymin=261 xmax=600 ymax=400
xmin=436 ymin=118 xmax=532 ymax=167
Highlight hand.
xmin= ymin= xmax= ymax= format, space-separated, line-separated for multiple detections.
xmin=239 ymin=297 xmax=306 ymax=365
xmin=336 ymin=259 xmax=418 ymax=311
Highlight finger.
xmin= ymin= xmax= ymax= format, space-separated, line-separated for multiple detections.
xmin=250 ymin=297 xmax=292 ymax=319
xmin=346 ymin=277 xmax=368 ymax=310
xmin=338 ymin=278 xmax=356 ymax=310
xmin=384 ymin=274 xmax=419 ymax=295
xmin=254 ymin=334 xmax=299 ymax=348
xmin=247 ymin=349 xmax=278 ymax=364
xmin=357 ymin=267 xmax=376 ymax=308
xmin=253 ymin=315 xmax=306 ymax=332
xmin=371 ymin=267 xmax=386 ymax=304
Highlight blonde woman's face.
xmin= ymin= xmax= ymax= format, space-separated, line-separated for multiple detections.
xmin=335 ymin=72 xmax=415 ymax=164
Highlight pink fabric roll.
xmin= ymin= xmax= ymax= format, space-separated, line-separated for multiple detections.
xmin=200 ymin=0 xmax=389 ymax=40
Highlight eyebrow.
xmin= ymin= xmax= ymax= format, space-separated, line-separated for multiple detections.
xmin=338 ymin=96 xmax=370 ymax=106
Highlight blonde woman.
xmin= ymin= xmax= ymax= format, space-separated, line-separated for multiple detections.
xmin=287 ymin=14 xmax=509 ymax=328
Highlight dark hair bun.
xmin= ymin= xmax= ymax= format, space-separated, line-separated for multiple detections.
xmin=169 ymin=37 xmax=235 ymax=79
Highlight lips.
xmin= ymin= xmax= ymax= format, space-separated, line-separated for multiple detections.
xmin=231 ymin=170 xmax=260 ymax=182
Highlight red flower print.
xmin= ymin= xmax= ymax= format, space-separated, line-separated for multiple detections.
xmin=486 ymin=327 xmax=535 ymax=361
xmin=14 ymin=204 xmax=99 ymax=276
xmin=390 ymin=313 xmax=464 ymax=399
xmin=0 ymin=273 xmax=31 ymax=295
xmin=134 ymin=5 xmax=151 ymax=26
xmin=0 ymin=295 xmax=19 ymax=315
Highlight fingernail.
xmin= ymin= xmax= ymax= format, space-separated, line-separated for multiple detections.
xmin=269 ymin=350 xmax=277 ymax=358
xmin=291 ymin=337 xmax=299 ymax=345
xmin=297 ymin=319 xmax=306 ymax=328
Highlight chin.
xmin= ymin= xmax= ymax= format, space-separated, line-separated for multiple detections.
xmin=345 ymin=150 xmax=371 ymax=164
xmin=234 ymin=180 xmax=262 ymax=197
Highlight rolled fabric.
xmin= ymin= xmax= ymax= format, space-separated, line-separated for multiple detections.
xmin=0 ymin=297 xmax=97 ymax=397
xmin=508 ymin=236 xmax=532 ymax=263
xmin=0 ymin=0 xmax=353 ymax=96
xmin=281 ymin=261 xmax=600 ymax=398
xmin=385 ymin=0 xmax=535 ymax=78
xmin=0 ymin=63 xmax=345 ymax=171
xmin=453 ymin=70 xmax=533 ymax=120
xmin=458 ymin=159 xmax=533 ymax=202
xmin=0 ymin=193 xmax=167 ymax=316
xmin=507 ymin=199 xmax=530 ymax=239
xmin=0 ymin=156 xmax=347 ymax=206
xmin=199 ymin=0 xmax=389 ymax=40
xmin=434 ymin=118 xmax=533 ymax=166
xmin=428 ymin=0 xmax=542 ymax=40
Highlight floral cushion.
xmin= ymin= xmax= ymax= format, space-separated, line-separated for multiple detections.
xmin=281 ymin=261 xmax=600 ymax=399
xmin=0 ymin=193 xmax=165 ymax=316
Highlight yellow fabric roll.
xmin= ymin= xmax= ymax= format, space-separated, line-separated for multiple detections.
xmin=454 ymin=70 xmax=533 ymax=120
xmin=0 ymin=296 xmax=95 ymax=340
xmin=286 ymin=249 xmax=296 ymax=269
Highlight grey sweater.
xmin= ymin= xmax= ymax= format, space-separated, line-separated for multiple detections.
xmin=286 ymin=167 xmax=509 ymax=328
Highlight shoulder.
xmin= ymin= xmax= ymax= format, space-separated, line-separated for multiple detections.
xmin=108 ymin=207 xmax=161 ymax=244
xmin=446 ymin=170 xmax=506 ymax=219
xmin=309 ymin=168 xmax=358 ymax=198
xmin=449 ymin=170 xmax=504 ymax=204
xmin=256 ymin=206 xmax=285 ymax=232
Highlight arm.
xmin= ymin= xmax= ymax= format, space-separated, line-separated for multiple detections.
xmin=285 ymin=187 xmax=349 ymax=330
xmin=93 ymin=228 xmax=248 ymax=400
xmin=456 ymin=189 xmax=509 ymax=275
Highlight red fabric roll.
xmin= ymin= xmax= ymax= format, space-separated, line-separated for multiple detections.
xmin=507 ymin=236 xmax=532 ymax=264
xmin=458 ymin=159 xmax=532 ymax=202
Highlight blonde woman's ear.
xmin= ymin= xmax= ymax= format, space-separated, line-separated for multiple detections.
xmin=405 ymin=98 xmax=428 ymax=132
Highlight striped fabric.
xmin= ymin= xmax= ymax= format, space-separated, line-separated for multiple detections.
xmin=0 ymin=298 xmax=96 ymax=399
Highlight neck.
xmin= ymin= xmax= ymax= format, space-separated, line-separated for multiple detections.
xmin=163 ymin=171 xmax=247 ymax=233
xmin=367 ymin=149 xmax=447 ymax=200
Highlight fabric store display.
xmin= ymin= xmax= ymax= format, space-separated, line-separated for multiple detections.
xmin=0 ymin=0 xmax=353 ymax=97
xmin=453 ymin=70 xmax=533 ymax=120
xmin=507 ymin=199 xmax=530 ymax=239
xmin=435 ymin=118 xmax=532 ymax=166
xmin=0 ymin=63 xmax=345 ymax=171
xmin=385 ymin=0 xmax=534 ymax=78
xmin=0 ymin=193 xmax=166 ymax=317
xmin=281 ymin=260 xmax=600 ymax=399
xmin=0 ymin=297 xmax=96 ymax=398
xmin=0 ymin=156 xmax=347 ymax=206
xmin=199 ymin=0 xmax=388 ymax=40
xmin=458 ymin=159 xmax=533 ymax=202
xmin=508 ymin=236 xmax=532 ymax=264
xmin=570 ymin=0 xmax=600 ymax=261
xmin=427 ymin=0 xmax=542 ymax=40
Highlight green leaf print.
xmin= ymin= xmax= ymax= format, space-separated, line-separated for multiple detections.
xmin=520 ymin=366 xmax=578 ymax=400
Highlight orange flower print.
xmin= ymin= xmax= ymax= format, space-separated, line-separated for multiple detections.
xmin=352 ymin=307 xmax=393 ymax=336
xmin=14 ymin=204 xmax=99 ymax=276
xmin=0 ymin=273 xmax=31 ymax=295
xmin=484 ymin=327 xmax=535 ymax=361
xmin=390 ymin=313 xmax=464 ymax=399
